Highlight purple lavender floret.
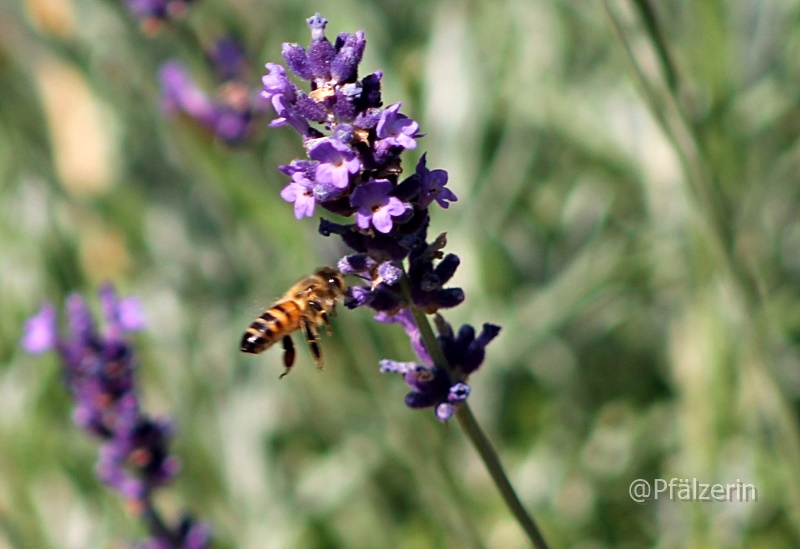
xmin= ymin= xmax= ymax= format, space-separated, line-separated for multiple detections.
xmin=413 ymin=154 xmax=457 ymax=209
xmin=378 ymin=360 xmax=471 ymax=422
xmin=262 ymin=63 xmax=297 ymax=102
xmin=377 ymin=316 xmax=499 ymax=421
xmin=21 ymin=285 xmax=210 ymax=547
xmin=331 ymin=31 xmax=366 ymax=84
xmin=437 ymin=321 xmax=502 ymax=376
xmin=280 ymin=172 xmax=318 ymax=219
xmin=261 ymin=14 xmax=498 ymax=421
xmin=376 ymin=103 xmax=420 ymax=151
xmin=305 ymin=14 xmax=336 ymax=82
xmin=351 ymin=179 xmax=411 ymax=234
xmin=337 ymin=253 xmax=377 ymax=276
xmin=21 ymin=303 xmax=58 ymax=353
xmin=309 ymin=138 xmax=360 ymax=189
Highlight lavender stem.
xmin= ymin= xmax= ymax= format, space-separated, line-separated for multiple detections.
xmin=455 ymin=404 xmax=549 ymax=549
xmin=400 ymin=274 xmax=550 ymax=549
xmin=141 ymin=497 xmax=180 ymax=546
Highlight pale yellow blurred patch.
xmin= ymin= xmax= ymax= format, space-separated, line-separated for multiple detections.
xmin=33 ymin=472 xmax=95 ymax=549
xmin=79 ymin=222 xmax=130 ymax=282
xmin=24 ymin=0 xmax=76 ymax=38
xmin=35 ymin=58 xmax=118 ymax=196
xmin=487 ymin=517 xmax=529 ymax=549
xmin=669 ymin=292 xmax=723 ymax=479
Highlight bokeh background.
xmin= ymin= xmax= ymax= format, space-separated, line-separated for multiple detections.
xmin=2 ymin=0 xmax=800 ymax=547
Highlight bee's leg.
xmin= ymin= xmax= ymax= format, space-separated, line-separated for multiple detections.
xmin=321 ymin=311 xmax=333 ymax=335
xmin=302 ymin=318 xmax=324 ymax=370
xmin=279 ymin=335 xmax=295 ymax=379
xmin=309 ymin=300 xmax=333 ymax=336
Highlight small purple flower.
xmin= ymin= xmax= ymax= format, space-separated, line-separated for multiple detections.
xmin=435 ymin=403 xmax=456 ymax=421
xmin=306 ymin=13 xmax=336 ymax=83
xmin=337 ymin=254 xmax=377 ymax=276
xmin=377 ymin=316 xmax=494 ymax=421
xmin=379 ymin=359 xmax=469 ymax=422
xmin=100 ymin=285 xmax=145 ymax=333
xmin=280 ymin=173 xmax=317 ymax=219
xmin=436 ymin=384 xmax=470 ymax=422
xmin=282 ymin=42 xmax=313 ymax=81
xmin=344 ymin=282 xmax=403 ymax=312
xmin=344 ymin=285 xmax=375 ymax=308
xmin=414 ymin=154 xmax=457 ymax=209
xmin=269 ymin=94 xmax=315 ymax=137
xmin=96 ymin=416 xmax=180 ymax=497
xmin=376 ymin=103 xmax=419 ymax=150
xmin=309 ymin=138 xmax=360 ymax=189
xmin=351 ymin=179 xmax=411 ymax=234
xmin=261 ymin=63 xmax=297 ymax=103
xmin=21 ymin=304 xmax=58 ymax=354
xmin=377 ymin=261 xmax=403 ymax=285
xmin=378 ymin=360 xmax=448 ymax=408
xmin=331 ymin=31 xmax=366 ymax=85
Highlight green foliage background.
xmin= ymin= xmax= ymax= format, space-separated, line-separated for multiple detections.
xmin=2 ymin=0 xmax=800 ymax=547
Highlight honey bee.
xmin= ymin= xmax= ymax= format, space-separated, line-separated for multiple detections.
xmin=240 ymin=267 xmax=345 ymax=378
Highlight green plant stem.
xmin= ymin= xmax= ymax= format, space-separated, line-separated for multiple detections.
xmin=455 ymin=403 xmax=549 ymax=549
xmin=630 ymin=0 xmax=679 ymax=93
xmin=399 ymin=275 xmax=550 ymax=549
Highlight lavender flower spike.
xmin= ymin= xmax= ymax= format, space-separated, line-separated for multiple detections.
xmin=260 ymin=16 xmax=549 ymax=547
xmin=259 ymin=14 xmax=492 ymax=420
xmin=21 ymin=285 xmax=211 ymax=548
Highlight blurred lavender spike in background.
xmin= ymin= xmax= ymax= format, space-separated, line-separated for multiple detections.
xmin=21 ymin=285 xmax=211 ymax=548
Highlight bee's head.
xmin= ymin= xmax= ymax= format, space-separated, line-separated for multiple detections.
xmin=316 ymin=266 xmax=346 ymax=296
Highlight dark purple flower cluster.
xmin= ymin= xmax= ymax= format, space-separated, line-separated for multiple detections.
xmin=21 ymin=285 xmax=210 ymax=549
xmin=377 ymin=312 xmax=500 ymax=421
xmin=160 ymin=37 xmax=267 ymax=145
xmin=261 ymin=14 xmax=498 ymax=421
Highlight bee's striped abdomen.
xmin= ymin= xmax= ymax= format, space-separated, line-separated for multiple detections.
xmin=240 ymin=300 xmax=302 ymax=354
xmin=240 ymin=267 xmax=345 ymax=376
